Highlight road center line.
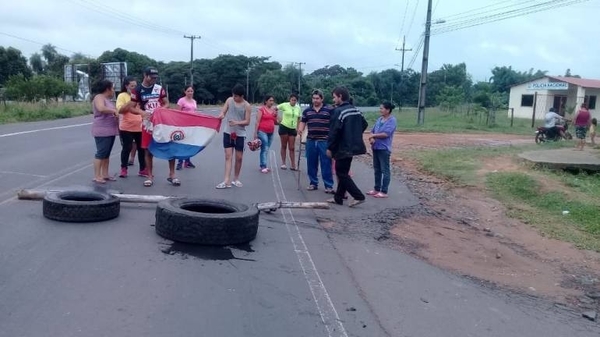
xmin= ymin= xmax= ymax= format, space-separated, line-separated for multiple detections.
xmin=0 ymin=122 xmax=92 ymax=138
xmin=0 ymin=153 xmax=119 ymax=207
xmin=269 ymin=150 xmax=348 ymax=337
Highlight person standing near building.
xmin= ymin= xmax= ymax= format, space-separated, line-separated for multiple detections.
xmin=176 ymin=85 xmax=198 ymax=170
xmin=367 ymin=101 xmax=397 ymax=198
xmin=127 ymin=66 xmax=179 ymax=187
xmin=297 ymin=89 xmax=334 ymax=193
xmin=326 ymin=86 xmax=368 ymax=207
xmin=216 ymin=84 xmax=252 ymax=189
xmin=573 ymin=102 xmax=592 ymax=151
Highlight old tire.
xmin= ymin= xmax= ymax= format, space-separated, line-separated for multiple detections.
xmin=155 ymin=198 xmax=259 ymax=245
xmin=43 ymin=190 xmax=120 ymax=223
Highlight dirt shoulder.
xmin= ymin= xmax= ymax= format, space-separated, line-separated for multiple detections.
xmin=367 ymin=132 xmax=600 ymax=313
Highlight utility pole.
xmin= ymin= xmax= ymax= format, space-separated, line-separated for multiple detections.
xmin=417 ymin=0 xmax=432 ymax=125
xmin=246 ymin=62 xmax=250 ymax=100
xmin=183 ymin=35 xmax=201 ymax=87
xmin=395 ymin=36 xmax=412 ymax=72
xmin=295 ymin=62 xmax=306 ymax=102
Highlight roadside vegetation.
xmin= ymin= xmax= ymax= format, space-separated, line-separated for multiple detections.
xmin=0 ymin=101 xmax=91 ymax=124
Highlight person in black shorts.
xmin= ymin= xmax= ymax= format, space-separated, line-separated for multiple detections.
xmin=216 ymin=84 xmax=252 ymax=189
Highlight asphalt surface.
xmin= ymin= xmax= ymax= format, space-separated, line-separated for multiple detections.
xmin=0 ymin=108 xmax=599 ymax=337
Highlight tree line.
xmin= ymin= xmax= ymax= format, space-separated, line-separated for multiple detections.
xmin=0 ymin=43 xmax=579 ymax=109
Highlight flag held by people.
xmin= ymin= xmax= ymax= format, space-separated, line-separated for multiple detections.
xmin=149 ymin=108 xmax=221 ymax=160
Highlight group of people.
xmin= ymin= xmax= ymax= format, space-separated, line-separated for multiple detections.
xmin=544 ymin=103 xmax=596 ymax=150
xmin=90 ymin=66 xmax=398 ymax=206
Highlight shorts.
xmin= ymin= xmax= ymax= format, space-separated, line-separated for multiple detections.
xmin=575 ymin=126 xmax=587 ymax=139
xmin=141 ymin=128 xmax=152 ymax=149
xmin=278 ymin=124 xmax=297 ymax=137
xmin=223 ymin=132 xmax=245 ymax=152
xmin=94 ymin=136 xmax=116 ymax=159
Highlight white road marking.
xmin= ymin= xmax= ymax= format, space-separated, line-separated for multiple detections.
xmin=269 ymin=150 xmax=348 ymax=337
xmin=0 ymin=171 xmax=47 ymax=178
xmin=0 ymin=153 xmax=118 ymax=207
xmin=0 ymin=122 xmax=92 ymax=138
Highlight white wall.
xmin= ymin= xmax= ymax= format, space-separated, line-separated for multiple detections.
xmin=508 ymin=77 xmax=550 ymax=120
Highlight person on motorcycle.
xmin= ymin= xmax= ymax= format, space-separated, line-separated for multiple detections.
xmin=544 ymin=107 xmax=566 ymax=139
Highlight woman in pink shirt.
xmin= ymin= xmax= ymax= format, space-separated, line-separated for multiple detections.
xmin=573 ymin=102 xmax=592 ymax=151
xmin=176 ymin=86 xmax=198 ymax=169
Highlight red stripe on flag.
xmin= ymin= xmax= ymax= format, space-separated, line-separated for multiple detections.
xmin=152 ymin=108 xmax=222 ymax=131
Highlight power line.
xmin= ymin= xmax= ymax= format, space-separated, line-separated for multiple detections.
xmin=439 ymin=0 xmax=531 ymax=21
xmin=432 ymin=0 xmax=589 ymax=35
xmin=394 ymin=0 xmax=411 ymax=49
xmin=405 ymin=0 xmax=421 ymax=38
xmin=0 ymin=31 xmax=91 ymax=57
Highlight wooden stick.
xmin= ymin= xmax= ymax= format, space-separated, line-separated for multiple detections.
xmin=256 ymin=201 xmax=330 ymax=211
xmin=17 ymin=189 xmax=330 ymax=210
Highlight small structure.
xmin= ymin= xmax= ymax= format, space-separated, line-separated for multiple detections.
xmin=508 ymin=76 xmax=600 ymax=120
xmin=63 ymin=62 xmax=127 ymax=101
xmin=519 ymin=148 xmax=600 ymax=172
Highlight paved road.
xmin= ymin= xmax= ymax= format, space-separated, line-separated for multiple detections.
xmin=0 ymin=109 xmax=598 ymax=337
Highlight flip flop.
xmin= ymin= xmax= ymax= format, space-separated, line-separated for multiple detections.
xmin=103 ymin=176 xmax=117 ymax=181
xmin=93 ymin=179 xmax=106 ymax=184
xmin=216 ymin=182 xmax=232 ymax=189
xmin=143 ymin=179 xmax=153 ymax=187
xmin=167 ymin=177 xmax=181 ymax=186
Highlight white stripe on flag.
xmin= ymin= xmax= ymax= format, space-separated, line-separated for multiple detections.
xmin=152 ymin=124 xmax=218 ymax=146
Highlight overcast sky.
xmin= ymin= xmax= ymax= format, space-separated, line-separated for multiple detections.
xmin=1 ymin=0 xmax=598 ymax=81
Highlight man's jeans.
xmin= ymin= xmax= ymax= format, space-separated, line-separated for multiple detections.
xmin=257 ymin=131 xmax=273 ymax=169
xmin=372 ymin=149 xmax=391 ymax=193
xmin=306 ymin=139 xmax=333 ymax=189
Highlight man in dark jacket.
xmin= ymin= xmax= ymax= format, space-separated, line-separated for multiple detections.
xmin=326 ymin=86 xmax=368 ymax=207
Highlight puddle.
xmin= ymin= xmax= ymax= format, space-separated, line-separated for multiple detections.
xmin=161 ymin=241 xmax=255 ymax=261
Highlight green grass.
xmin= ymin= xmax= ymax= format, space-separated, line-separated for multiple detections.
xmin=487 ymin=172 xmax=600 ymax=251
xmin=363 ymin=106 xmax=534 ymax=135
xmin=0 ymin=101 xmax=91 ymax=124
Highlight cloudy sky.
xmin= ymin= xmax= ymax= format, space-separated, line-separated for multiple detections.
xmin=1 ymin=0 xmax=598 ymax=81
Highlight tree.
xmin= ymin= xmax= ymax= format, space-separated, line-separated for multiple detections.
xmin=0 ymin=47 xmax=33 ymax=86
xmin=257 ymin=70 xmax=289 ymax=103
xmin=436 ymin=85 xmax=465 ymax=112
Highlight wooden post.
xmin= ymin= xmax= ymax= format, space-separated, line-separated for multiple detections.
xmin=531 ymin=91 xmax=538 ymax=128
xmin=510 ymin=108 xmax=514 ymax=127
xmin=16 ymin=189 xmax=330 ymax=210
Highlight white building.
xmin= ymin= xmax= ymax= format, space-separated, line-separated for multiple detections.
xmin=508 ymin=76 xmax=600 ymax=120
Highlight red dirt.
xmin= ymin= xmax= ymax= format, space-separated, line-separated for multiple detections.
xmin=368 ymin=133 xmax=600 ymax=309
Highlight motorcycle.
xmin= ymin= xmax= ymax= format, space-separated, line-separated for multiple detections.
xmin=535 ymin=119 xmax=573 ymax=144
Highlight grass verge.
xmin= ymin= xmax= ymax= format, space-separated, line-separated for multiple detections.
xmin=408 ymin=143 xmax=600 ymax=251
xmin=363 ymin=106 xmax=535 ymax=135
xmin=0 ymin=102 xmax=91 ymax=124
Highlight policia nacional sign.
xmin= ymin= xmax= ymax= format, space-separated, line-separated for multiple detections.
xmin=527 ymin=82 xmax=569 ymax=90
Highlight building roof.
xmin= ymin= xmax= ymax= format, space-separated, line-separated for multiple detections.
xmin=547 ymin=76 xmax=600 ymax=89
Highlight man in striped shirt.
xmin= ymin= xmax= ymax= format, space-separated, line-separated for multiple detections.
xmin=297 ymin=90 xmax=334 ymax=193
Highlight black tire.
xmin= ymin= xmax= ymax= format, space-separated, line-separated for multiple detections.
xmin=43 ymin=191 xmax=120 ymax=223
xmin=155 ymin=198 xmax=259 ymax=245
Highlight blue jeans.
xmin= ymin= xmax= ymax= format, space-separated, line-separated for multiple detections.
xmin=257 ymin=131 xmax=273 ymax=169
xmin=373 ymin=149 xmax=391 ymax=193
xmin=306 ymin=139 xmax=333 ymax=189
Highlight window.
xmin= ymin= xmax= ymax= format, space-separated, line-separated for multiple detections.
xmin=521 ymin=94 xmax=534 ymax=107
xmin=585 ymin=95 xmax=597 ymax=110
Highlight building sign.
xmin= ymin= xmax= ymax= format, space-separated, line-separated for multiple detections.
xmin=527 ymin=82 xmax=569 ymax=90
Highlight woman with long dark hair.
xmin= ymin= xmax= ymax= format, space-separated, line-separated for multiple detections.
xmin=116 ymin=76 xmax=147 ymax=178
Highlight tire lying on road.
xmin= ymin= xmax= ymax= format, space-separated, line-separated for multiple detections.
xmin=155 ymin=198 xmax=259 ymax=245
xmin=43 ymin=190 xmax=120 ymax=223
